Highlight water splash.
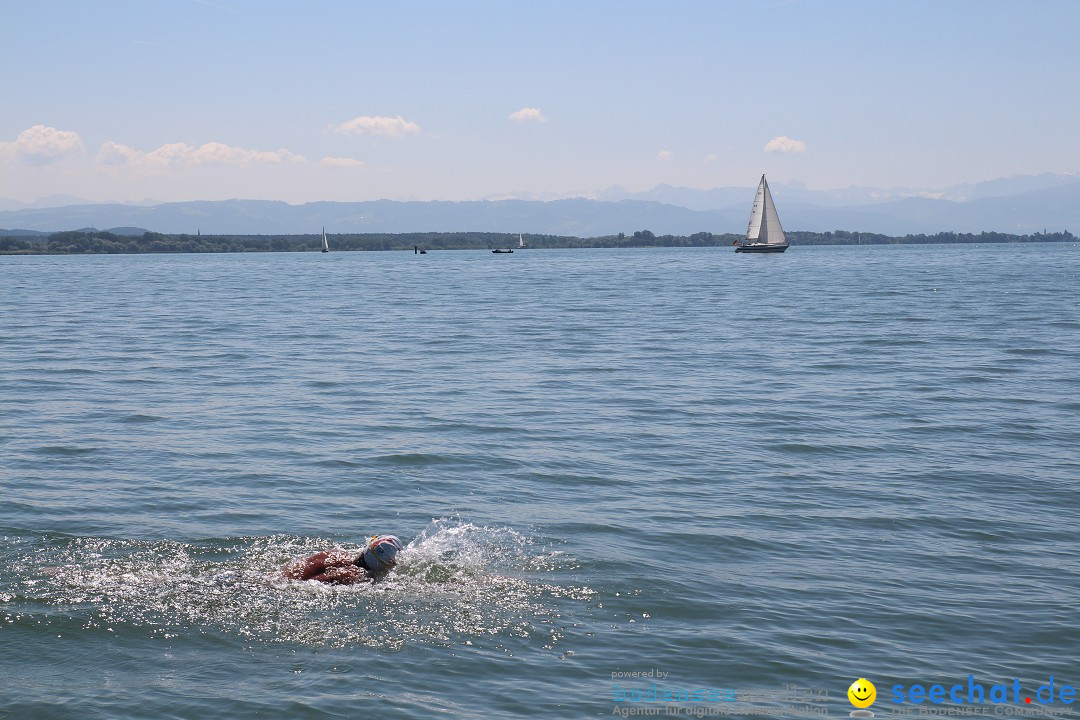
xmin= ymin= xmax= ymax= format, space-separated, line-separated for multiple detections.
xmin=4 ymin=520 xmax=592 ymax=650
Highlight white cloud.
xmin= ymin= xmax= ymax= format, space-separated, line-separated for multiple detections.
xmin=143 ymin=142 xmax=195 ymax=172
xmin=97 ymin=140 xmax=305 ymax=174
xmin=334 ymin=115 xmax=420 ymax=137
xmin=97 ymin=141 xmax=143 ymax=166
xmin=704 ymin=154 xmax=718 ymax=164
xmin=764 ymin=136 xmax=806 ymax=154
xmin=192 ymin=142 xmax=304 ymax=165
xmin=320 ymin=156 xmax=364 ymax=167
xmin=657 ymin=150 xmax=672 ymax=160
xmin=508 ymin=107 xmax=547 ymax=123
xmin=0 ymin=125 xmax=84 ymax=165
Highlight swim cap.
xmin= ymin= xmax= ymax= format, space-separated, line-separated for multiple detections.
xmin=361 ymin=535 xmax=403 ymax=571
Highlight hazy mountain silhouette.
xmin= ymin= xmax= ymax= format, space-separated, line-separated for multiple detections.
xmin=2 ymin=174 xmax=1077 ymax=236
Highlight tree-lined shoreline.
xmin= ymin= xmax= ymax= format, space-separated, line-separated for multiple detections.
xmin=0 ymin=228 xmax=1074 ymax=255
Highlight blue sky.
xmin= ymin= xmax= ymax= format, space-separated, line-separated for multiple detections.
xmin=2 ymin=0 xmax=1078 ymax=204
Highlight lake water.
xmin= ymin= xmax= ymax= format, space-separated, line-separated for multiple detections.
xmin=1 ymin=244 xmax=1078 ymax=719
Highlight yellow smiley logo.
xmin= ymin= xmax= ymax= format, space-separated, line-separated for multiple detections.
xmin=848 ymin=678 xmax=876 ymax=708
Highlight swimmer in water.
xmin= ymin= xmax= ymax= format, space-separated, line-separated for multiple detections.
xmin=283 ymin=535 xmax=403 ymax=584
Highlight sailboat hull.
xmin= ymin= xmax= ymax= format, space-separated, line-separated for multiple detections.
xmin=735 ymin=244 xmax=788 ymax=253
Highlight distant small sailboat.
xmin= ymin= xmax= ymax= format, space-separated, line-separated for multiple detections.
xmin=321 ymin=227 xmax=330 ymax=253
xmin=735 ymin=175 xmax=789 ymax=253
xmin=518 ymin=234 xmax=526 ymax=249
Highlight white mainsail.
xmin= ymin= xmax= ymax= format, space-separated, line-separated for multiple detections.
xmin=745 ymin=175 xmax=786 ymax=246
xmin=518 ymin=234 xmax=525 ymax=248
xmin=322 ymin=227 xmax=329 ymax=252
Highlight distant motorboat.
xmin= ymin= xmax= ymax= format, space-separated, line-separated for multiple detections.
xmin=321 ymin=227 xmax=330 ymax=253
xmin=493 ymin=234 xmax=518 ymax=253
xmin=735 ymin=175 xmax=789 ymax=253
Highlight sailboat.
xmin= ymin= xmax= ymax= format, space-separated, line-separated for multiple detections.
xmin=518 ymin=234 xmax=526 ymax=249
xmin=321 ymin=227 xmax=330 ymax=253
xmin=735 ymin=175 xmax=789 ymax=253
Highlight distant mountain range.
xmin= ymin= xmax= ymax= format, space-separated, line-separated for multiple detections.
xmin=2 ymin=173 xmax=1077 ymax=237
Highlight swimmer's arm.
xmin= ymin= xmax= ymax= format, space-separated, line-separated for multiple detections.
xmin=283 ymin=549 xmax=359 ymax=581
xmin=320 ymin=549 xmax=358 ymax=568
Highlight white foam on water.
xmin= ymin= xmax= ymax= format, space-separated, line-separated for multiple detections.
xmin=10 ymin=520 xmax=593 ymax=650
